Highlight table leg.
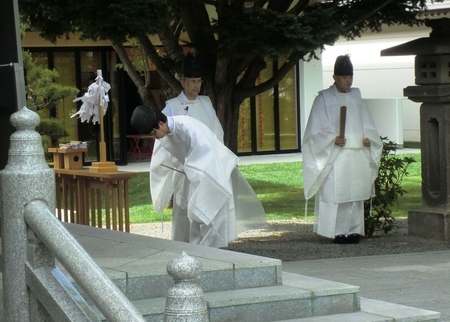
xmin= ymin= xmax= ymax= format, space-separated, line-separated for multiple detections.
xmin=118 ymin=181 xmax=124 ymax=232
xmin=105 ymin=184 xmax=111 ymax=230
xmin=111 ymin=181 xmax=117 ymax=231
xmin=124 ymin=180 xmax=130 ymax=233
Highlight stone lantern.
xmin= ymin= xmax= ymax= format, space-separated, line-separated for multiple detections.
xmin=381 ymin=16 xmax=450 ymax=241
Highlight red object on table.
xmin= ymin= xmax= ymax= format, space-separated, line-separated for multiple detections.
xmin=127 ymin=134 xmax=155 ymax=161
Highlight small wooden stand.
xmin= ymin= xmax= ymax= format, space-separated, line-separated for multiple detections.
xmin=48 ymin=147 xmax=88 ymax=170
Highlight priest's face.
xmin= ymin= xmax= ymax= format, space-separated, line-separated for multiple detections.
xmin=150 ymin=121 xmax=169 ymax=139
xmin=182 ymin=77 xmax=203 ymax=100
xmin=333 ymin=75 xmax=353 ymax=93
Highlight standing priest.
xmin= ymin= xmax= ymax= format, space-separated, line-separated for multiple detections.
xmin=302 ymin=55 xmax=382 ymax=244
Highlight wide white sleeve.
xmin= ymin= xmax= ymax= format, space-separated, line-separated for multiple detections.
xmin=302 ymin=94 xmax=340 ymax=200
xmin=199 ymin=96 xmax=224 ymax=143
xmin=180 ymin=123 xmax=238 ymax=225
xmin=231 ymin=168 xmax=267 ymax=233
xmin=149 ymin=142 xmax=176 ymax=213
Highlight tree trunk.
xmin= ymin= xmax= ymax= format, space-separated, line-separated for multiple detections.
xmin=214 ymin=52 xmax=242 ymax=153
xmin=160 ymin=77 xmax=178 ymax=109
xmin=111 ymin=41 xmax=158 ymax=108
xmin=215 ymin=85 xmax=239 ymax=153
xmin=136 ymin=83 xmax=157 ymax=107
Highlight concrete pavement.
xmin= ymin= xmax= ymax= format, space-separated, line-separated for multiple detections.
xmin=283 ymin=251 xmax=450 ymax=321
xmin=117 ymin=151 xmax=304 ymax=172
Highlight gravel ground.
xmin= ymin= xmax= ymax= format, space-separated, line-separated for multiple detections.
xmin=130 ymin=218 xmax=450 ymax=262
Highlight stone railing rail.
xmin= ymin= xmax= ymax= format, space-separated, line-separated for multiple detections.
xmin=0 ymin=107 xmax=146 ymax=322
xmin=24 ymin=199 xmax=146 ymax=322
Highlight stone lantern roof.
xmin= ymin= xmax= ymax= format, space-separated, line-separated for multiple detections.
xmin=416 ymin=7 xmax=450 ymax=20
xmin=380 ymin=17 xmax=450 ymax=57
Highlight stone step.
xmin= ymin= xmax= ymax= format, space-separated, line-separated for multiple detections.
xmin=91 ymin=299 xmax=441 ymax=322
xmin=89 ymin=275 xmax=440 ymax=322
xmin=62 ymin=249 xmax=284 ymax=302
xmin=276 ymin=298 xmax=441 ymax=322
xmin=91 ymin=272 xmax=360 ymax=321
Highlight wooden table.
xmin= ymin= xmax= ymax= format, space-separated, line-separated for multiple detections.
xmin=127 ymin=135 xmax=155 ymax=161
xmin=54 ymin=169 xmax=138 ymax=232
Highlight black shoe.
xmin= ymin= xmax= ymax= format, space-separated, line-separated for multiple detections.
xmin=332 ymin=235 xmax=347 ymax=244
xmin=346 ymin=234 xmax=360 ymax=244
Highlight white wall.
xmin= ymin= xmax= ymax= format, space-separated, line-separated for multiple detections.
xmin=318 ymin=24 xmax=432 ymax=143
xmin=364 ymin=98 xmax=403 ymax=146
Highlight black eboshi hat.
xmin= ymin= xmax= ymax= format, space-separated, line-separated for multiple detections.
xmin=334 ymin=55 xmax=353 ymax=76
xmin=182 ymin=51 xmax=202 ymax=78
xmin=130 ymin=105 xmax=157 ymax=134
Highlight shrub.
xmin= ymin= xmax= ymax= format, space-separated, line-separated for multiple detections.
xmin=364 ymin=137 xmax=415 ymax=237
xmin=36 ymin=118 xmax=69 ymax=147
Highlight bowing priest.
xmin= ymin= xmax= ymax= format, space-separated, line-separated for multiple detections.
xmin=131 ymin=105 xmax=267 ymax=248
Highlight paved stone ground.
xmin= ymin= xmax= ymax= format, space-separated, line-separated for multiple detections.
xmin=130 ymin=217 xmax=450 ymax=261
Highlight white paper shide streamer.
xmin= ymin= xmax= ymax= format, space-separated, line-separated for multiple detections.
xmin=71 ymin=70 xmax=110 ymax=124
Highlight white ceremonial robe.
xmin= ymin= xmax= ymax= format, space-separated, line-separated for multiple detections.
xmin=150 ymin=116 xmax=266 ymax=247
xmin=302 ymin=85 xmax=382 ymax=238
xmin=155 ymin=92 xmax=224 ymax=242
xmin=164 ymin=92 xmax=224 ymax=142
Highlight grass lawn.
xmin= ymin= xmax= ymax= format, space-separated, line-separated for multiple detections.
xmin=128 ymin=153 xmax=422 ymax=224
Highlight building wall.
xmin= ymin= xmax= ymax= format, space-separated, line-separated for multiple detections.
xmin=319 ymin=24 xmax=432 ymax=143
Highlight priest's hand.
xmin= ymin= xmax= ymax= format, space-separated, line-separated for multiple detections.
xmin=335 ymin=136 xmax=346 ymax=147
xmin=363 ymin=138 xmax=371 ymax=147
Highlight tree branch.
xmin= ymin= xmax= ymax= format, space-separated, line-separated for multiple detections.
xmin=136 ymin=33 xmax=182 ymax=93
xmin=287 ymin=0 xmax=310 ymax=15
xmin=236 ymin=57 xmax=266 ymax=89
xmin=110 ymin=41 xmax=144 ymax=89
xmin=344 ymin=0 xmax=395 ymax=32
xmin=158 ymin=24 xmax=185 ymax=64
xmin=267 ymin=0 xmax=295 ymax=13
xmin=235 ymin=51 xmax=302 ymax=100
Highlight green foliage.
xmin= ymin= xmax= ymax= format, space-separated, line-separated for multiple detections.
xmin=36 ymin=118 xmax=68 ymax=140
xmin=404 ymin=141 xmax=421 ymax=149
xmin=331 ymin=0 xmax=428 ymax=39
xmin=213 ymin=5 xmax=341 ymax=58
xmin=23 ymin=50 xmax=79 ymax=111
xmin=38 ymin=118 xmax=68 ymax=160
xmin=22 ymin=47 xmax=77 ymax=148
xmin=364 ymin=138 xmax=416 ymax=237
xmin=19 ymin=0 xmax=169 ymax=43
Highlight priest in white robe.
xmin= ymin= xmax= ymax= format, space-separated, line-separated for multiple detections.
xmin=302 ymin=55 xmax=382 ymax=244
xmin=157 ymin=50 xmax=224 ymax=243
xmin=131 ymin=105 xmax=267 ymax=248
